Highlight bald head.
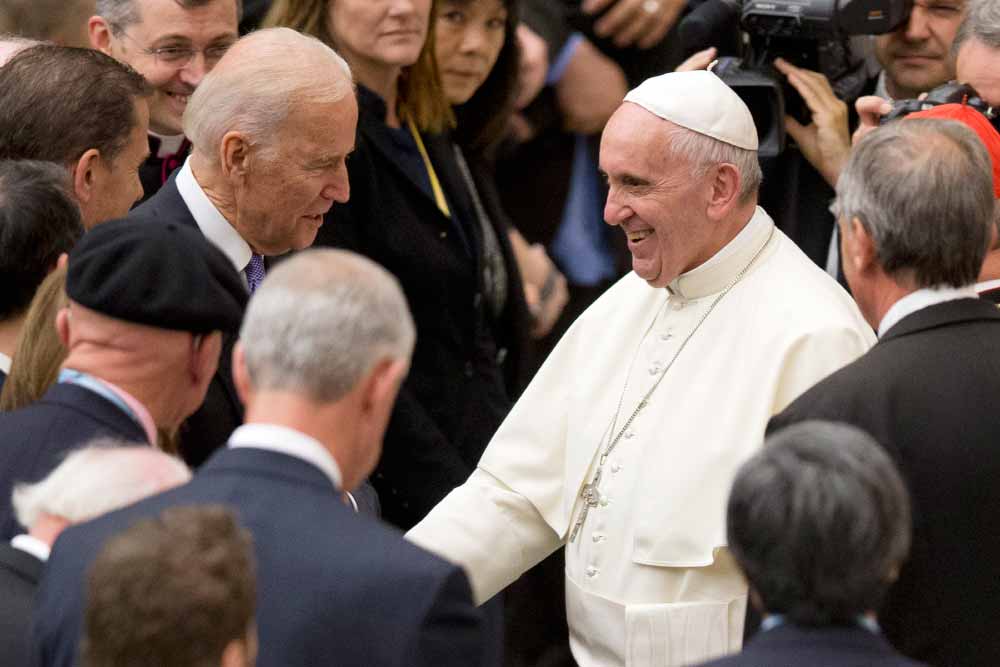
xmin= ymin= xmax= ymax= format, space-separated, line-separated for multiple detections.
xmin=184 ymin=26 xmax=354 ymax=162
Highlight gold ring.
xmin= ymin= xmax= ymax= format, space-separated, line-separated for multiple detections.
xmin=642 ymin=0 xmax=661 ymax=13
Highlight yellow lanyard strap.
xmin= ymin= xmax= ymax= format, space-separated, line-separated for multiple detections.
xmin=407 ymin=117 xmax=451 ymax=219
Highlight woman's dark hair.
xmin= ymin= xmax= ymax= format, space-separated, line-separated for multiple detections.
xmin=451 ymin=0 xmax=520 ymax=154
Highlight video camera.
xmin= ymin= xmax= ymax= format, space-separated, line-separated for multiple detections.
xmin=881 ymin=82 xmax=1000 ymax=130
xmin=679 ymin=0 xmax=912 ymax=157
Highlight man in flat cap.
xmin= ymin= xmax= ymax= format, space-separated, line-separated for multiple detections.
xmin=408 ymin=70 xmax=875 ymax=666
xmin=133 ymin=26 xmax=357 ymax=467
xmin=0 ymin=217 xmax=246 ymax=540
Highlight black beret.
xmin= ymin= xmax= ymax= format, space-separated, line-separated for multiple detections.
xmin=67 ymin=216 xmax=248 ymax=334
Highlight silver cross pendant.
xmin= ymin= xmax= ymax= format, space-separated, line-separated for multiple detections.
xmin=569 ymin=477 xmax=603 ymax=543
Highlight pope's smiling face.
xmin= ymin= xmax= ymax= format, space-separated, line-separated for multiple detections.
xmin=600 ymin=103 xmax=719 ymax=288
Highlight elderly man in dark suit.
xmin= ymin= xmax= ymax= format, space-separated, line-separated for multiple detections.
xmin=0 ymin=217 xmax=246 ymax=540
xmin=1 ymin=444 xmax=190 ymax=667
xmin=697 ymin=421 xmax=922 ymax=667
xmin=768 ymin=117 xmax=1000 ymax=666
xmin=131 ymin=26 xmax=356 ymax=469
xmin=33 ymin=249 xmax=488 ymax=667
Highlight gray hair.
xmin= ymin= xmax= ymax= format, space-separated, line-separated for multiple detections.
xmin=240 ymin=249 xmax=415 ymax=403
xmin=184 ymin=27 xmax=353 ymax=164
xmin=953 ymin=0 xmax=1000 ymax=54
xmin=11 ymin=441 xmax=191 ymax=529
xmin=96 ymin=0 xmax=244 ymax=32
xmin=0 ymin=1 xmax=92 ymax=42
xmin=728 ymin=421 xmax=912 ymax=625
xmin=663 ymin=123 xmax=763 ymax=202
xmin=833 ymin=118 xmax=995 ymax=287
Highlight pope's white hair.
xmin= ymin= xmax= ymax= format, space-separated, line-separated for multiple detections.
xmin=12 ymin=441 xmax=191 ymax=529
xmin=184 ymin=27 xmax=353 ymax=163
xmin=240 ymin=249 xmax=415 ymax=403
xmin=662 ymin=122 xmax=763 ymax=202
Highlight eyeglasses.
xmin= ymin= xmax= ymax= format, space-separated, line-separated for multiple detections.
xmin=113 ymin=27 xmax=234 ymax=69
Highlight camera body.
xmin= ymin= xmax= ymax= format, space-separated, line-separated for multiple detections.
xmin=681 ymin=0 xmax=911 ymax=156
xmin=882 ymin=82 xmax=999 ymax=130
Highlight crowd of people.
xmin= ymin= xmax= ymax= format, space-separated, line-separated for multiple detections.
xmin=0 ymin=0 xmax=998 ymax=666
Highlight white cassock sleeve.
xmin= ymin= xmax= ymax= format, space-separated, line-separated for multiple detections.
xmin=407 ymin=468 xmax=563 ymax=604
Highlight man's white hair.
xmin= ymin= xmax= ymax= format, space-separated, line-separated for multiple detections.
xmin=184 ymin=27 xmax=353 ymax=163
xmin=240 ymin=249 xmax=416 ymax=403
xmin=12 ymin=441 xmax=191 ymax=529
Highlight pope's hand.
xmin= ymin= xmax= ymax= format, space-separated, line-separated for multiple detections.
xmin=774 ymin=58 xmax=851 ymax=188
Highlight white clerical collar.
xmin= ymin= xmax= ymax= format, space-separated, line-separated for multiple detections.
xmin=877 ymin=285 xmax=978 ymax=337
xmin=150 ymin=131 xmax=186 ymax=158
xmin=228 ymin=423 xmax=343 ymax=490
xmin=668 ymin=207 xmax=774 ymax=300
xmin=0 ymin=351 xmax=11 ymax=374
xmin=175 ymin=159 xmax=252 ymax=279
xmin=11 ymin=534 xmax=50 ymax=562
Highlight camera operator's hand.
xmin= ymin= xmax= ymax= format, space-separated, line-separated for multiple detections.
xmin=675 ymin=47 xmax=718 ymax=72
xmin=774 ymin=58 xmax=851 ymax=188
xmin=515 ymin=23 xmax=549 ymax=111
xmin=853 ymin=96 xmax=893 ymax=145
xmin=583 ymin=0 xmax=686 ymax=49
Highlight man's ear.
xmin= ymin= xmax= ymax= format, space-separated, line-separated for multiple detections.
xmin=219 ymin=637 xmax=252 ymax=667
xmin=705 ymin=162 xmax=742 ymax=221
xmin=359 ymin=357 xmax=408 ymax=415
xmin=220 ymin=131 xmax=252 ymax=181
xmin=88 ymin=17 xmax=114 ymax=54
xmin=55 ymin=307 xmax=72 ymax=348
xmin=188 ymin=331 xmax=222 ymax=386
xmin=72 ymin=149 xmax=101 ymax=207
xmin=843 ymin=216 xmax=877 ymax=275
xmin=231 ymin=341 xmax=252 ymax=407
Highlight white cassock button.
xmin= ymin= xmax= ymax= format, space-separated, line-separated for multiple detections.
xmin=624 ymin=430 xmax=635 ymax=439
xmin=611 ymin=462 xmax=622 ymax=473
xmin=670 ymin=299 xmax=685 ymax=311
xmin=586 ymin=566 xmax=599 ymax=578
xmin=599 ymin=497 xmax=610 ymax=507
xmin=592 ymin=533 xmax=606 ymax=543
xmin=660 ymin=331 xmax=673 ymax=341
xmin=649 ymin=362 xmax=663 ymax=375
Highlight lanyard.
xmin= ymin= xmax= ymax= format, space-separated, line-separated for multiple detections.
xmin=406 ymin=117 xmax=451 ymax=218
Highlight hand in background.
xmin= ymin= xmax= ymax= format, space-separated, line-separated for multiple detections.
xmin=509 ymin=230 xmax=569 ymax=339
xmin=853 ymin=96 xmax=893 ymax=145
xmin=675 ymin=46 xmax=718 ymax=72
xmin=515 ymin=23 xmax=549 ymax=110
xmin=556 ymin=38 xmax=628 ymax=135
xmin=774 ymin=58 xmax=851 ymax=188
xmin=583 ymin=0 xmax=686 ymax=49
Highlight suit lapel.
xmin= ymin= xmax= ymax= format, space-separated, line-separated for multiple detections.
xmin=200 ymin=447 xmax=340 ymax=496
xmin=0 ymin=543 xmax=44 ymax=585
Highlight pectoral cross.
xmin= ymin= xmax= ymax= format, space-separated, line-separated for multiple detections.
xmin=569 ymin=469 xmax=603 ymax=543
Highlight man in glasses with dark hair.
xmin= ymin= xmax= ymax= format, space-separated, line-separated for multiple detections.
xmin=88 ymin=0 xmax=241 ymax=203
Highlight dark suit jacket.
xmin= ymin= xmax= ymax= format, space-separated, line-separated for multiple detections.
xmin=32 ymin=447 xmax=486 ymax=667
xmin=767 ymin=298 xmax=1000 ymax=667
xmin=698 ymin=623 xmax=926 ymax=667
xmin=316 ymin=87 xmax=528 ymax=529
xmin=0 ymin=542 xmax=43 ymax=667
xmin=137 ymin=136 xmax=190 ymax=206
xmin=129 ymin=178 xmax=244 ymax=468
xmin=0 ymin=383 xmax=146 ymax=539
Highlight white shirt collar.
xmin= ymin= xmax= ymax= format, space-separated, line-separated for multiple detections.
xmin=227 ymin=423 xmax=343 ymax=490
xmin=0 ymin=352 xmax=11 ymax=375
xmin=877 ymin=285 xmax=978 ymax=337
xmin=175 ymin=159 xmax=252 ymax=279
xmin=975 ymin=278 xmax=1000 ymax=294
xmin=149 ymin=131 xmax=186 ymax=158
xmin=874 ymin=71 xmax=895 ymax=103
xmin=11 ymin=534 xmax=50 ymax=562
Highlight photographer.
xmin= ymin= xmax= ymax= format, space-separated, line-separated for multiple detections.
xmin=761 ymin=0 xmax=966 ymax=273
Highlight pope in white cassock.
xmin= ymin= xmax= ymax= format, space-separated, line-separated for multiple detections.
xmin=407 ymin=71 xmax=876 ymax=666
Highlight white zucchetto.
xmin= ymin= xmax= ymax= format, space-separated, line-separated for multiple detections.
xmin=623 ymin=70 xmax=759 ymax=151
